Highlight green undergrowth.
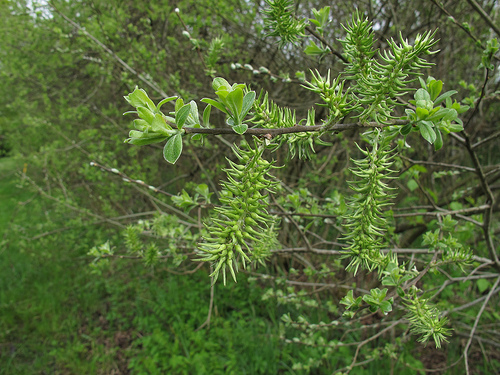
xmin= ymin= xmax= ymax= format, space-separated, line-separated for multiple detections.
xmin=0 ymin=157 xmax=488 ymax=374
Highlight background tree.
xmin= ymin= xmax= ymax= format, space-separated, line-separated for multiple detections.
xmin=0 ymin=0 xmax=499 ymax=374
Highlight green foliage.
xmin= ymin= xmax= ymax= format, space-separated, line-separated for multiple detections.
xmin=2 ymin=0 xmax=499 ymax=373
xmin=403 ymin=77 xmax=469 ymax=150
xmin=202 ymin=77 xmax=256 ymax=134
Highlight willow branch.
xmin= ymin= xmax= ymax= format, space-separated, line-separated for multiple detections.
xmin=183 ymin=120 xmax=408 ymax=137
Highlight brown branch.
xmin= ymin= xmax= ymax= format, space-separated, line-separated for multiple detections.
xmin=429 ymin=0 xmax=500 ymax=62
xmin=183 ymin=119 xmax=408 ymax=137
xmin=400 ymin=156 xmax=476 ymax=172
xmin=304 ymin=24 xmax=348 ymax=63
xmin=465 ymin=0 xmax=500 ymax=38
xmin=464 ymin=276 xmax=500 ymax=375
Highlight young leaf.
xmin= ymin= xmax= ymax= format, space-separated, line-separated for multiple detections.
xmin=201 ymin=98 xmax=228 ymax=114
xmin=151 ymin=113 xmax=169 ymax=133
xmin=241 ymin=91 xmax=256 ymax=119
xmin=137 ymin=106 xmax=155 ymax=124
xmin=175 ymin=104 xmax=192 ymax=129
xmin=124 ymin=87 xmax=156 ymax=112
xmin=212 ymin=77 xmax=231 ymax=91
xmin=225 ymin=88 xmax=244 ymax=119
xmin=434 ymin=128 xmax=443 ymax=150
xmin=203 ymin=104 xmax=212 ymax=127
xmin=233 ymin=123 xmax=248 ymax=135
xmin=418 ymin=121 xmax=437 ymax=144
xmin=188 ymin=101 xmax=200 ymax=126
xmin=434 ymin=90 xmax=458 ymax=106
xmin=304 ymin=41 xmax=325 ymax=56
xmin=157 ymin=96 xmax=178 ymax=111
xmin=163 ymin=133 xmax=183 ymax=164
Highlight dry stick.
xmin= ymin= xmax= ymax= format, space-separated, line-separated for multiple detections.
xmin=174 ymin=9 xmax=207 ymax=71
xmin=464 ymin=276 xmax=500 ymax=375
xmin=473 ymin=129 xmax=500 ymax=150
xmin=271 ymin=195 xmax=315 ymax=256
xmin=49 ymin=2 xmax=169 ymax=98
xmin=462 ymin=133 xmax=499 ymax=267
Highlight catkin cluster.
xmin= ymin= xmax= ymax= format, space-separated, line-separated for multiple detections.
xmin=197 ymin=140 xmax=279 ymax=285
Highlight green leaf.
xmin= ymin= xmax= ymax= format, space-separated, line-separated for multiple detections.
xmin=124 ymin=87 xmax=156 ymax=112
xmin=133 ymin=119 xmax=149 ymax=131
xmin=137 ymin=106 xmax=155 ymax=124
xmin=175 ymin=98 xmax=184 ymax=112
xmin=407 ymin=179 xmax=418 ymax=192
xmin=226 ymin=88 xmax=243 ymax=119
xmin=434 ymin=90 xmax=457 ymax=105
xmin=188 ymin=101 xmax=200 ymax=126
xmin=201 ymin=98 xmax=228 ymax=114
xmin=157 ymin=96 xmax=177 ymax=111
xmin=203 ymin=104 xmax=212 ymax=127
xmin=151 ymin=113 xmax=169 ymax=133
xmin=416 ymin=107 xmax=429 ymax=120
xmin=233 ymin=123 xmax=248 ymax=134
xmin=304 ymin=41 xmax=325 ymax=56
xmin=477 ymin=279 xmax=490 ymax=294
xmin=418 ymin=121 xmax=437 ymax=144
xmin=241 ymin=91 xmax=256 ymax=119
xmin=212 ymin=77 xmax=231 ymax=91
xmin=163 ymin=133 xmax=183 ymax=164
xmin=434 ymin=128 xmax=443 ymax=150
xmin=428 ymin=79 xmax=443 ymax=101
xmin=175 ymin=104 xmax=192 ymax=129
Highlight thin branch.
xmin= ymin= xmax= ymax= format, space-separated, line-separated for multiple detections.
xmin=49 ymin=2 xmax=169 ymax=97
xmin=400 ymin=156 xmax=476 ymax=172
xmin=429 ymin=0 xmax=500 ymax=62
xmin=304 ymin=24 xmax=348 ymax=63
xmin=90 ymin=161 xmax=174 ymax=197
xmin=472 ymin=129 xmax=500 ymax=150
xmin=183 ymin=120 xmax=409 ymax=137
xmin=465 ymin=0 xmax=500 ymax=38
xmin=464 ymin=276 xmax=500 ymax=375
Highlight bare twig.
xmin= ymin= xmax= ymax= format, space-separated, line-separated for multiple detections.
xmin=463 ymin=276 xmax=500 ymax=375
xmin=49 ymin=2 xmax=169 ymax=97
xmin=465 ymin=0 xmax=500 ymax=38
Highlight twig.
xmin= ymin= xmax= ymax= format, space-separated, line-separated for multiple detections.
xmin=196 ymin=266 xmax=215 ymax=331
xmin=90 ymin=161 xmax=174 ymax=196
xmin=345 ymin=320 xmax=401 ymax=374
xmin=400 ymin=156 xmax=476 ymax=172
xmin=465 ymin=0 xmax=500 ymax=38
xmin=304 ymin=24 xmax=348 ymax=63
xmin=183 ymin=120 xmax=409 ymax=137
xmin=463 ymin=275 xmax=500 ymax=375
xmin=49 ymin=2 xmax=169 ymax=97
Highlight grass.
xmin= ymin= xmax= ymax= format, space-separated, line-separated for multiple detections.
xmin=0 ymin=157 xmax=289 ymax=374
